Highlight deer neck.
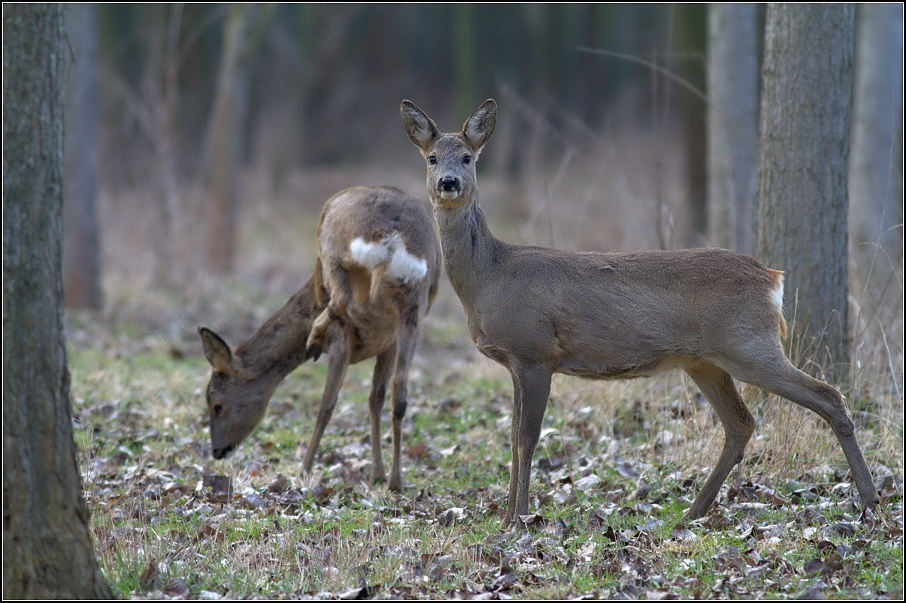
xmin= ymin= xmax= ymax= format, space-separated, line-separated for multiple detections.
xmin=433 ymin=198 xmax=500 ymax=307
xmin=235 ymin=276 xmax=322 ymax=385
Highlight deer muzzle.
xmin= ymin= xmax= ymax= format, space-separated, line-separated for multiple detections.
xmin=211 ymin=443 xmax=234 ymax=459
xmin=438 ymin=176 xmax=461 ymax=200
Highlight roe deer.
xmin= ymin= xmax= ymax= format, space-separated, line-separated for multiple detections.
xmin=199 ymin=186 xmax=440 ymax=490
xmin=400 ymin=98 xmax=879 ymax=525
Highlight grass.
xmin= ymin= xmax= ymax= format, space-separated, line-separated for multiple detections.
xmin=67 ymin=162 xmax=903 ymax=598
xmin=67 ymin=275 xmax=904 ymax=598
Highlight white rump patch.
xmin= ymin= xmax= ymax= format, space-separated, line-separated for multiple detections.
xmin=770 ymin=274 xmax=784 ymax=313
xmin=350 ymin=233 xmax=428 ymax=284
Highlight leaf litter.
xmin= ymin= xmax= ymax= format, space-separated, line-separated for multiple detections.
xmin=67 ymin=305 xmax=903 ymax=600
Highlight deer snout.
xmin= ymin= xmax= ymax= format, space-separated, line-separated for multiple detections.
xmin=438 ymin=176 xmax=461 ymax=197
xmin=211 ymin=443 xmax=234 ymax=459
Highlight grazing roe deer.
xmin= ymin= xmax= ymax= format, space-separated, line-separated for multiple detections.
xmin=400 ymin=98 xmax=879 ymax=525
xmin=199 ymin=186 xmax=440 ymax=490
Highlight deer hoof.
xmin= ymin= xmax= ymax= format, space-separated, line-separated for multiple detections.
xmin=304 ymin=344 xmax=322 ymax=361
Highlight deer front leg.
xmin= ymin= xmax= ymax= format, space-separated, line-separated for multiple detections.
xmin=367 ymin=347 xmax=394 ymax=486
xmin=503 ymin=393 xmax=523 ymax=527
xmin=302 ymin=332 xmax=350 ymax=474
xmin=506 ymin=360 xmax=552 ymax=526
xmin=387 ymin=306 xmax=422 ymax=491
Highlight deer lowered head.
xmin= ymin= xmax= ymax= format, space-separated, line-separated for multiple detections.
xmin=200 ymin=281 xmax=320 ymax=459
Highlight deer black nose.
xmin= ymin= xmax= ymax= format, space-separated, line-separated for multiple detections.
xmin=212 ymin=444 xmax=233 ymax=459
xmin=439 ymin=176 xmax=460 ymax=192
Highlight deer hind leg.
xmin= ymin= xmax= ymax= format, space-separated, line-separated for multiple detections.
xmin=386 ymin=303 xmax=422 ymax=491
xmin=367 ymin=347 xmax=394 ymax=486
xmin=305 ymin=264 xmax=351 ymax=360
xmin=683 ymin=361 xmax=755 ymax=519
xmin=506 ymin=360 xmax=552 ymax=526
xmin=302 ymin=332 xmax=350 ymax=474
xmin=721 ymin=346 xmax=880 ymax=511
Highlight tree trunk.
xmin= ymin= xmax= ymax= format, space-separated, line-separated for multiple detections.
xmin=63 ymin=3 xmax=103 ymax=310
xmin=706 ymin=3 xmax=758 ymax=254
xmin=849 ymin=3 xmax=903 ymax=262
xmin=203 ymin=4 xmax=253 ymax=273
xmin=675 ymin=3 xmax=708 ymax=246
xmin=756 ymin=3 xmax=854 ymax=382
xmin=453 ymin=4 xmax=477 ymax=120
xmin=2 ymin=4 xmax=113 ymax=598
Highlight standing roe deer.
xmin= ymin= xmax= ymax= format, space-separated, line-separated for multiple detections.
xmin=400 ymin=98 xmax=879 ymax=525
xmin=199 ymin=186 xmax=440 ymax=490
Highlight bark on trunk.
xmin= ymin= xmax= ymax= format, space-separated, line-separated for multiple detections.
xmin=2 ymin=4 xmax=113 ymax=598
xmin=755 ymin=3 xmax=854 ymax=382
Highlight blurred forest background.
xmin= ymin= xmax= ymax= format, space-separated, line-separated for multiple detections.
xmin=62 ymin=3 xmax=902 ymax=381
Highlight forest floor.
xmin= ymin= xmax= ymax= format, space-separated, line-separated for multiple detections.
xmin=69 ymin=166 xmax=903 ymax=599
xmin=69 ymin=275 xmax=903 ymax=600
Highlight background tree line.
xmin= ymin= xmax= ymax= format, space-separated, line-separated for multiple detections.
xmin=63 ymin=2 xmax=901 ymax=378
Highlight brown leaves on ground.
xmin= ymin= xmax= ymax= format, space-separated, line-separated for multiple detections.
xmin=69 ymin=309 xmax=903 ymax=600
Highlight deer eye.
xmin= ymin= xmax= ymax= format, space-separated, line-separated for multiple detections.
xmin=212 ymin=404 xmax=224 ymax=416
xmin=463 ymin=154 xmax=472 ymax=165
xmin=428 ymin=155 xmax=437 ymax=165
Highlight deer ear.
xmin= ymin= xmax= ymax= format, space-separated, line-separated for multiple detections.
xmin=400 ymin=100 xmax=439 ymax=151
xmin=199 ymin=327 xmax=234 ymax=374
xmin=462 ymin=98 xmax=497 ymax=153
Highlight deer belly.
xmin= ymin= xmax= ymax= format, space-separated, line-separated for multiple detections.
xmin=344 ymin=307 xmax=398 ymax=362
xmin=555 ymin=353 xmax=693 ymax=380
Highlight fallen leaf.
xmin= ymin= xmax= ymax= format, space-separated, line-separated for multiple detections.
xmin=823 ymin=521 xmax=858 ymax=538
xmin=200 ymin=473 xmax=232 ymax=503
xmin=804 ymin=558 xmax=828 ymax=575
xmin=492 ymin=571 xmax=518 ymax=592
xmin=198 ymin=590 xmax=222 ymax=599
xmin=437 ymin=506 xmax=466 ymax=526
xmin=240 ymin=487 xmax=266 ymax=509
xmin=267 ymin=473 xmax=290 ymax=493
xmin=575 ymin=474 xmax=601 ymax=492
xmin=163 ymin=578 xmax=190 ymax=598
xmin=542 ymin=518 xmax=569 ymax=540
xmin=337 ymin=584 xmax=379 ymax=599
xmin=406 ymin=442 xmax=431 ymax=460
xmin=630 ymin=478 xmax=652 ymax=501
xmin=437 ymin=397 xmax=461 ymax=412
xmin=635 ymin=517 xmax=663 ymax=532
xmin=517 ymin=513 xmax=546 ymax=528
xmin=139 ymin=558 xmax=160 ymax=591
xmin=669 ymin=522 xmax=697 ymax=542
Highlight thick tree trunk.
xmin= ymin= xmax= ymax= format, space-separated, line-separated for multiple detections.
xmin=755 ymin=3 xmax=854 ymax=382
xmin=2 ymin=4 xmax=113 ymax=598
xmin=849 ymin=3 xmax=903 ymax=262
xmin=706 ymin=3 xmax=758 ymax=254
xmin=63 ymin=3 xmax=104 ymax=310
